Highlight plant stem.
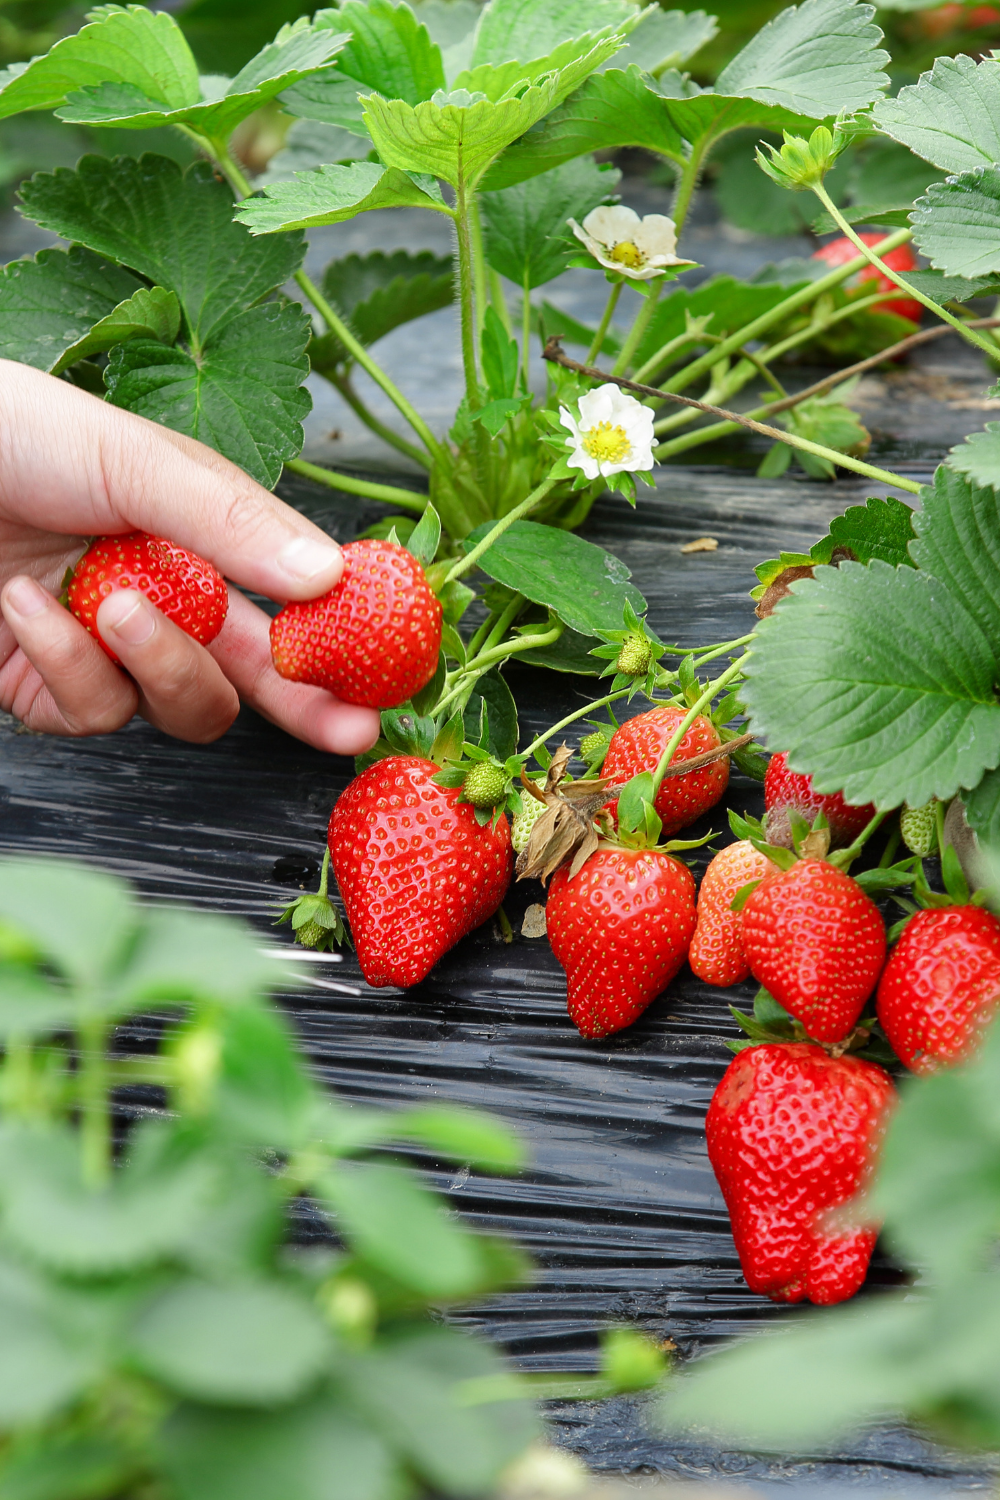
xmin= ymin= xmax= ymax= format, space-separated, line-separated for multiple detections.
xmin=831 ymin=809 xmax=890 ymax=870
xmin=79 ymin=1014 xmax=110 ymax=1189
xmin=689 ymin=633 xmax=756 ymax=669
xmin=613 ymin=278 xmax=663 ymax=376
xmin=470 ymin=197 xmax=490 ymax=347
xmin=649 ymin=657 xmax=747 ymax=798
xmin=481 ymin=592 xmax=526 ymax=656
xmin=455 ymin=182 xmax=481 ymax=407
xmin=331 ymin=374 xmax=431 ymax=469
xmin=671 ymin=142 xmax=707 ymax=236
xmin=432 ymin=623 xmax=566 ymax=718
xmin=632 ymin=326 xmax=702 ymax=386
xmin=521 ymin=688 xmax=633 ymax=760
xmin=286 ymin=458 xmax=427 ymax=514
xmin=812 ymin=182 xmax=1000 ymax=362
xmin=444 ymin=471 xmax=561 ymax=583
xmin=522 ymin=270 xmax=533 ymax=390
xmin=587 ymin=281 xmax=623 ymax=364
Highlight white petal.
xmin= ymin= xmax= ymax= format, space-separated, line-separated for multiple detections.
xmin=632 ymin=214 xmax=679 ymax=259
xmin=566 ymin=442 xmax=601 ymax=480
xmin=580 ymin=204 xmax=641 ymax=245
xmin=577 ymin=384 xmax=618 ymax=428
xmin=559 ymin=406 xmax=581 ymax=438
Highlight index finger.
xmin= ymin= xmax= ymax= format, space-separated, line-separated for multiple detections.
xmin=0 ymin=361 xmax=344 ymax=602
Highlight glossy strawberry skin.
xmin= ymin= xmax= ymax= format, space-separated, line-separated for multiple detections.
xmin=66 ymin=532 xmax=228 ymax=666
xmin=741 ymin=860 xmax=886 ymax=1043
xmin=271 ymin=539 xmax=442 ymax=710
xmin=764 ymin=751 xmax=876 ymax=850
xmin=328 ymin=756 xmax=513 ymax=989
xmin=547 ymin=846 xmax=696 ymax=1039
xmin=707 ymin=1043 xmax=896 ymax=1305
xmin=877 ymin=906 xmax=1000 ymax=1073
xmin=812 ymin=234 xmax=921 ymax=324
xmin=689 ymin=841 xmax=774 ymax=987
xmin=602 ymin=706 xmax=728 ymax=837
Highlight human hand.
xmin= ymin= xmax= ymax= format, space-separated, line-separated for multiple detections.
xmin=0 ymin=361 xmax=381 ymax=754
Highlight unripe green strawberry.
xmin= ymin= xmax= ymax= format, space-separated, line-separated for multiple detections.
xmin=463 ymin=760 xmax=507 ymax=809
xmin=296 ymin=919 xmax=328 ymax=949
xmin=900 ymin=799 xmax=937 ymax=857
xmin=580 ymin=730 xmax=611 ymax=768
xmin=616 ymin=631 xmax=652 ymax=676
xmin=512 ymin=792 xmax=546 ymax=853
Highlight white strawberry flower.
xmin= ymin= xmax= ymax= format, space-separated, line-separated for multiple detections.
xmin=567 ymin=204 xmax=695 ymax=281
xmin=560 ymin=384 xmax=656 ymax=480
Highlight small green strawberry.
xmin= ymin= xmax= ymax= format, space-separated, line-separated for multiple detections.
xmin=463 ymin=760 xmax=508 ymax=809
xmin=275 ymin=850 xmax=348 ymax=952
xmin=616 ymin=631 xmax=653 ymax=677
xmin=512 ymin=790 xmax=547 ymax=853
xmin=580 ymin=728 xmax=612 ymax=769
xmin=900 ymin=799 xmax=938 ymax=858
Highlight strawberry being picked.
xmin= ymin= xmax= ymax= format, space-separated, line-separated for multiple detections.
xmin=271 ymin=538 xmax=442 ymax=710
xmin=877 ymin=904 xmax=1000 ymax=1073
xmin=66 ymin=532 xmax=228 ymax=665
xmin=765 ymin=751 xmax=875 ymax=851
xmin=689 ymin=840 xmax=775 ymax=987
xmin=707 ymin=1042 xmax=896 ymax=1305
xmin=602 ymin=704 xmax=728 ymax=837
xmin=328 ymin=755 xmax=512 ymax=988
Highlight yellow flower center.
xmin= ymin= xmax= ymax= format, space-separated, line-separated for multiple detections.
xmin=609 ymin=240 xmax=643 ymax=269
xmin=582 ymin=421 xmax=630 ymax=465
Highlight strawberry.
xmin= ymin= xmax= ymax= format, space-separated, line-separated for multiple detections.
xmin=270 ymin=539 xmax=441 ymax=710
xmin=877 ymin=905 xmax=1000 ymax=1073
xmin=707 ymin=1042 xmax=896 ymax=1305
xmin=546 ymin=845 xmax=697 ymax=1039
xmin=812 ymin=234 xmax=922 ymax=325
xmin=764 ymin=751 xmax=875 ymax=850
xmin=602 ymin=706 xmax=728 ymax=836
xmin=328 ymin=756 xmax=512 ymax=988
xmin=66 ymin=532 xmax=228 ymax=665
xmin=689 ymin=841 xmax=774 ymax=987
xmin=741 ymin=860 xmax=886 ymax=1043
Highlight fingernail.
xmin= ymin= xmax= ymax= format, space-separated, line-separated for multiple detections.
xmin=276 ymin=535 xmax=342 ymax=585
xmin=3 ymin=577 xmax=49 ymax=620
xmin=100 ymin=590 xmax=155 ymax=646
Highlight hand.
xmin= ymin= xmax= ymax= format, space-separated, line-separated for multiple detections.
xmin=0 ymin=361 xmax=381 ymax=755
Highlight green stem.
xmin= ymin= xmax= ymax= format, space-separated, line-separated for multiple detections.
xmin=444 ymin=471 xmax=561 ymax=583
xmin=613 ymin=278 xmax=663 ymax=377
xmin=466 ymin=609 xmax=503 ymax=662
xmin=521 ymin=688 xmax=633 ymax=760
xmin=812 ymin=182 xmax=1000 ymax=362
xmin=587 ymin=281 xmax=623 ymax=364
xmin=879 ymin=822 xmax=902 ymax=869
xmin=830 ymin=809 xmax=890 ymax=870
xmin=470 ymin=198 xmax=490 ymax=348
xmin=286 ymin=458 xmax=427 ymax=514
xmin=689 ymin=633 xmax=756 ymax=669
xmin=481 ymin=592 xmax=525 ymax=655
xmin=671 ymin=143 xmax=707 ymax=237
xmin=455 ymin=182 xmax=481 ymax=408
xmin=432 ymin=623 xmax=566 ymax=719
xmin=79 ymin=1015 xmax=110 ymax=1190
xmin=522 ymin=270 xmax=533 ymax=390
xmin=649 ymin=657 xmax=747 ymax=798
xmin=331 ymin=374 xmax=431 ymax=470
xmin=632 ymin=327 xmax=702 ymax=386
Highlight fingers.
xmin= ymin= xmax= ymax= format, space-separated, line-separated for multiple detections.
xmin=208 ymin=588 xmax=381 ymax=757
xmin=0 ymin=361 xmax=344 ymax=602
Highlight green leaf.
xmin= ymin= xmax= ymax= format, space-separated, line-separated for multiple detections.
xmin=517 ymin=624 xmax=603 ymax=674
xmin=320 ymin=1162 xmax=488 ymax=1297
xmin=341 ymin=1325 xmax=538 ymax=1495
xmin=470 ymin=0 xmax=631 ymax=68
xmin=104 ymin=301 xmax=312 ymax=490
xmin=0 ymin=1436 xmax=136 ymax=1500
xmin=391 ymin=1106 xmax=526 ymax=1173
xmin=714 ymin=0 xmax=889 ymax=117
xmin=742 ymin=560 xmax=1000 ymax=811
xmin=911 ymin=166 xmax=1000 ymax=279
xmin=535 ymin=300 xmax=622 ymax=357
xmin=0 ymin=1121 xmax=218 ymax=1274
xmin=786 ymin=396 xmax=871 ymax=480
xmin=406 ymin=503 xmax=442 ymax=567
xmin=363 ymin=31 xmax=624 ymax=190
xmin=873 ymin=53 xmax=1000 ymax=175
xmin=213 ymin=1006 xmax=315 ymax=1151
xmin=0 ymin=5 xmax=200 ymax=123
xmin=19 ymin=155 xmax=305 ymax=348
xmin=480 ymin=157 xmax=619 ymax=289
xmin=964 ymin=767 xmax=1000 ymax=847
xmin=909 ymin=468 xmax=1000 ymax=660
xmin=481 ymin=304 xmax=519 ymax=399
xmin=463 ymin=668 xmax=518 ymax=761
xmin=0 ymin=1259 xmax=107 ymax=1425
xmin=848 ymin=137 xmax=945 ymax=212
xmin=949 ymin=427 xmax=1000 ymax=496
xmin=52 ymin=285 xmax=181 ymax=376
xmin=57 ymin=19 xmax=350 ymax=137
xmin=163 ymin=1393 xmax=400 ymax=1500
xmin=282 ymin=0 xmax=445 ymax=129
xmin=605 ymin=8 xmax=717 ymax=78
xmin=0 ymin=859 xmax=134 ymax=989
xmin=827 ymin=494 xmax=916 ymax=567
xmin=117 ymin=908 xmax=284 ymax=1011
xmin=464 ymin=520 xmax=646 ymax=637
xmin=0 ymin=966 xmax=79 ymax=1039
xmin=130 ymin=1276 xmax=331 ymax=1405
xmin=0 ymin=245 xmax=144 ymax=373
xmin=317 ymin=249 xmax=454 ymax=363
xmin=260 ymin=118 xmax=373 ymax=182
xmin=897 ymin=268 xmax=1000 ymax=305
xmin=237 ymin=160 xmax=449 ymax=236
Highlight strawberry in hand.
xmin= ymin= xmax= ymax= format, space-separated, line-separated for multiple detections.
xmin=707 ymin=1042 xmax=896 ymax=1305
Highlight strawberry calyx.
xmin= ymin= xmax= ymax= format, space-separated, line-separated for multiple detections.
xmin=274 ymin=849 xmax=350 ymax=953
xmin=728 ymin=986 xmax=894 ymax=1065
xmin=727 ymin=807 xmax=919 ymax=902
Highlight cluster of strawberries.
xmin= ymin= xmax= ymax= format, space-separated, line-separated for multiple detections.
xmin=66 ymin=530 xmax=1000 ymax=1313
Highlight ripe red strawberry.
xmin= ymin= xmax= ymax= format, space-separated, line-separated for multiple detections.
xmin=271 ymin=539 xmax=442 ymax=710
xmin=707 ymin=1042 xmax=896 ymax=1305
xmin=602 ymin=706 xmax=728 ymax=836
xmin=328 ymin=756 xmax=512 ymax=988
xmin=812 ymin=233 xmax=921 ymax=324
xmin=741 ymin=860 xmax=886 ymax=1043
xmin=877 ymin=905 xmax=1000 ymax=1073
xmin=689 ymin=841 xmax=774 ymax=987
xmin=66 ymin=532 xmax=228 ymax=665
xmin=764 ymin=751 xmax=876 ymax=850
xmin=546 ymin=845 xmax=696 ymax=1038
